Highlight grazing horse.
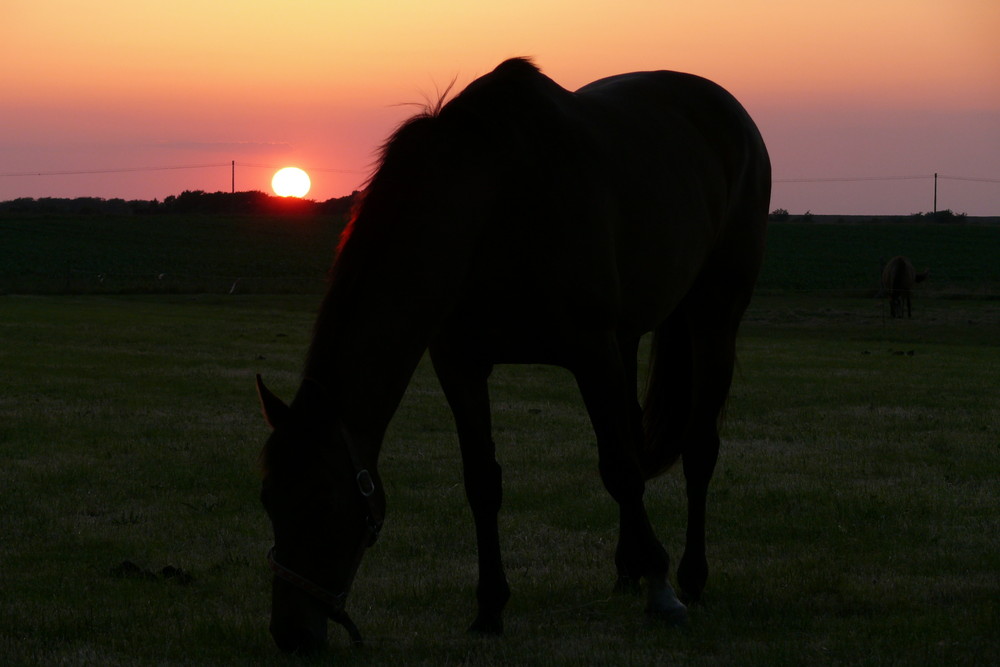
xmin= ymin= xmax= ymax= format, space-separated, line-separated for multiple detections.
xmin=256 ymin=57 xmax=770 ymax=653
xmin=881 ymin=256 xmax=929 ymax=318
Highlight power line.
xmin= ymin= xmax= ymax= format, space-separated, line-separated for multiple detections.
xmin=235 ymin=162 xmax=367 ymax=174
xmin=937 ymin=175 xmax=1000 ymax=183
xmin=0 ymin=161 xmax=368 ymax=178
xmin=775 ymin=174 xmax=1000 ymax=184
xmin=775 ymin=175 xmax=928 ymax=183
xmin=3 ymin=164 xmax=997 ymax=184
xmin=2 ymin=164 xmax=996 ymax=182
xmin=0 ymin=163 xmax=231 ymax=177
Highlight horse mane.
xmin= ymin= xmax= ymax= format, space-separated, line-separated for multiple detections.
xmin=308 ymin=57 xmax=589 ymax=378
xmin=335 ymin=114 xmax=438 ymax=259
xmin=333 ymin=57 xmax=557 ymax=265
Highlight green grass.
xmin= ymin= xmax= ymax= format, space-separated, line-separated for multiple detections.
xmin=0 ymin=295 xmax=317 ymax=664
xmin=1 ymin=293 xmax=997 ymax=665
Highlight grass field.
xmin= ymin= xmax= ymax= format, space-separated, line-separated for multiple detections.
xmin=1 ymin=216 xmax=998 ymax=663
xmin=1 ymin=287 xmax=997 ymax=665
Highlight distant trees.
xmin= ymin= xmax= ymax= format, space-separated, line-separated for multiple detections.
xmin=0 ymin=191 xmax=361 ymax=218
xmin=0 ymin=196 xmax=141 ymax=216
xmin=764 ymin=208 xmax=970 ymax=224
xmin=910 ymin=209 xmax=967 ymax=223
xmin=0 ymin=194 xmax=971 ymax=224
xmin=769 ymin=207 xmax=814 ymax=222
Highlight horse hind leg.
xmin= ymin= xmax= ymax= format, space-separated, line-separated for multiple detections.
xmin=644 ymin=296 xmax=744 ymax=605
xmin=612 ymin=335 xmax=647 ymax=596
xmin=572 ymin=333 xmax=687 ymax=624
xmin=680 ymin=307 xmax=745 ymax=603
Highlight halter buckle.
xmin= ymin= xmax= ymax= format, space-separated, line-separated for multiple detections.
xmin=356 ymin=469 xmax=375 ymax=497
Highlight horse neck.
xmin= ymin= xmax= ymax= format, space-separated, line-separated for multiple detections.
xmin=301 ymin=213 xmax=478 ymax=448
xmin=301 ymin=284 xmax=430 ymax=450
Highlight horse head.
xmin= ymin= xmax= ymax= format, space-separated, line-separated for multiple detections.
xmin=256 ymin=375 xmax=384 ymax=653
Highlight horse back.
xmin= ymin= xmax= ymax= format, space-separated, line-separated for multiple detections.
xmin=572 ymin=70 xmax=771 ymax=332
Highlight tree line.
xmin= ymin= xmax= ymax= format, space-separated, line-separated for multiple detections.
xmin=0 ymin=190 xmax=360 ymax=217
xmin=1 ymin=191 xmax=974 ymax=223
xmin=768 ymin=208 xmax=969 ymax=223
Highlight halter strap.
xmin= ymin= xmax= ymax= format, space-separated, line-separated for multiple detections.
xmin=266 ymin=386 xmax=383 ymax=646
xmin=267 ymin=546 xmax=348 ymax=611
xmin=299 ymin=376 xmax=384 ymax=542
xmin=267 ymin=546 xmax=364 ymax=646
xmin=338 ymin=422 xmax=384 ymax=545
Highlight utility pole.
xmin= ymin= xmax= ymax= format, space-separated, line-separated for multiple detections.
xmin=232 ymin=160 xmax=235 ymax=193
xmin=933 ymin=172 xmax=937 ymax=214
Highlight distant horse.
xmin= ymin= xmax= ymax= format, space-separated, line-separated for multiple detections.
xmin=256 ymin=57 xmax=770 ymax=653
xmin=881 ymin=256 xmax=929 ymax=318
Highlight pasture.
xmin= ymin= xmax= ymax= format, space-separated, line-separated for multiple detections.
xmin=1 ymin=217 xmax=998 ymax=664
xmin=2 ymin=216 xmax=999 ymax=297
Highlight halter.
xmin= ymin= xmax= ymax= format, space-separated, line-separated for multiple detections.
xmin=267 ymin=420 xmax=384 ymax=647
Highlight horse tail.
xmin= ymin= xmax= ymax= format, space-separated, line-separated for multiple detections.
xmin=640 ymin=313 xmax=691 ymax=480
xmin=639 ymin=146 xmax=766 ymax=481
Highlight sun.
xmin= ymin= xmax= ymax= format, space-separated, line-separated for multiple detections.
xmin=271 ymin=167 xmax=311 ymax=198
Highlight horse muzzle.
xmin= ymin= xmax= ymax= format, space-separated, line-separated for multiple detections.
xmin=269 ymin=580 xmax=364 ymax=652
xmin=267 ymin=547 xmax=366 ymax=651
xmin=269 ymin=576 xmax=329 ymax=653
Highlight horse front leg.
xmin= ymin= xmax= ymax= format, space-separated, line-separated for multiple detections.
xmin=429 ymin=347 xmax=510 ymax=634
xmin=571 ymin=334 xmax=687 ymax=625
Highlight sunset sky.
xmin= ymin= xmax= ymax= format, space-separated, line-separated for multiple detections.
xmin=2 ymin=1 xmax=998 ymax=214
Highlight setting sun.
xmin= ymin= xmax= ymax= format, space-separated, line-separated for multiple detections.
xmin=271 ymin=167 xmax=311 ymax=198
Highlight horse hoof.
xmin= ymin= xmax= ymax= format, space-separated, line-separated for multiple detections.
xmin=677 ymin=556 xmax=708 ymax=604
xmin=645 ymin=579 xmax=688 ymax=626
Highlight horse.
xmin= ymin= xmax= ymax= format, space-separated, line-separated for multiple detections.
xmin=255 ymin=57 xmax=770 ymax=653
xmin=881 ymin=255 xmax=929 ymax=318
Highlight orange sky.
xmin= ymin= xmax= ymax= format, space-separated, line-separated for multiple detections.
xmin=2 ymin=0 xmax=998 ymax=213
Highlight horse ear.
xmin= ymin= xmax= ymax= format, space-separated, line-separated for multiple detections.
xmin=256 ymin=374 xmax=290 ymax=430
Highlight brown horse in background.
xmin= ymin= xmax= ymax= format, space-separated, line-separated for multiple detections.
xmin=882 ymin=256 xmax=929 ymax=318
xmin=255 ymin=58 xmax=770 ymax=653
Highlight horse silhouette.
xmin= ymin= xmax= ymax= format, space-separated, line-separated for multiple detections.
xmin=256 ymin=57 xmax=770 ymax=652
xmin=881 ymin=256 xmax=929 ymax=318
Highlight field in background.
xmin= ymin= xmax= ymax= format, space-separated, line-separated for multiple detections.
xmin=2 ymin=215 xmax=998 ymax=297
xmin=0 ymin=214 xmax=344 ymax=294
xmin=1 ymin=216 xmax=997 ymax=664
xmin=755 ymin=220 xmax=999 ymax=297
